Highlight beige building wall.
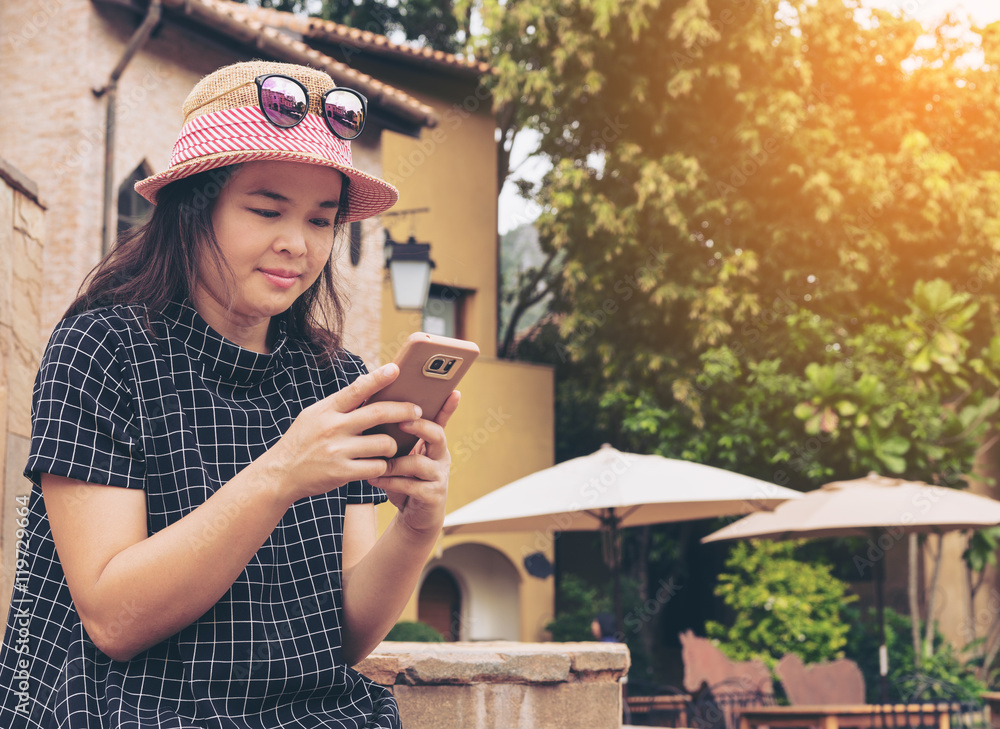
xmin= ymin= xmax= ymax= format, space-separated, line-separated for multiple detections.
xmin=0 ymin=0 xmax=386 ymax=362
xmin=379 ymin=73 xmax=498 ymax=357
xmin=0 ymin=161 xmax=45 ymax=616
xmin=1 ymin=0 xmax=223 ymax=332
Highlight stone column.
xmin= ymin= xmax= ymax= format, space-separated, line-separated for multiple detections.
xmin=356 ymin=641 xmax=630 ymax=729
xmin=0 ymin=159 xmax=45 ymax=617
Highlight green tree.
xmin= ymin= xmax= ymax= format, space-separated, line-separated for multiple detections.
xmin=482 ymin=1 xmax=1000 ymax=665
xmin=706 ymin=540 xmax=856 ymax=668
xmin=844 ymin=605 xmax=986 ymax=702
xmin=546 ymin=572 xmax=610 ymax=642
xmin=499 ymin=224 xmax=559 ymax=358
xmin=484 ymin=0 xmax=1000 ymax=483
xmin=234 ymin=0 xmax=469 ymax=53
xmin=546 ymin=572 xmax=655 ymax=680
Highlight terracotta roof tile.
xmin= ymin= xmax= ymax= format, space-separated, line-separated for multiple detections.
xmin=219 ymin=1 xmax=493 ymax=76
xmin=158 ymin=0 xmax=439 ymax=128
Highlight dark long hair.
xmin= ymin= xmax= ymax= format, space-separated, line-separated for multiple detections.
xmin=65 ymin=165 xmax=351 ymax=361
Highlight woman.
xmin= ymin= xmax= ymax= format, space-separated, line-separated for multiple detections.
xmin=0 ymin=60 xmax=454 ymax=728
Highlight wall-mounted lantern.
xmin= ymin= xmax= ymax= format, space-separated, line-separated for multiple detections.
xmin=384 ymin=231 xmax=436 ymax=310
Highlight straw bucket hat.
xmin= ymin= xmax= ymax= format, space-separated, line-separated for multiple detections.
xmin=135 ymin=61 xmax=398 ymax=222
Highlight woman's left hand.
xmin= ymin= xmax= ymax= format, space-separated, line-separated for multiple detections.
xmin=369 ymin=390 xmax=461 ymax=535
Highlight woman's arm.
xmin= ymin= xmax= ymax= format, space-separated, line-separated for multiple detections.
xmin=43 ymin=462 xmax=291 ymax=661
xmin=340 ymin=391 xmax=460 ymax=665
xmin=44 ymin=363 xmax=415 ymax=662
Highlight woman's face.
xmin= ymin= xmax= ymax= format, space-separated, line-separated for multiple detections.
xmin=194 ymin=160 xmax=345 ymax=349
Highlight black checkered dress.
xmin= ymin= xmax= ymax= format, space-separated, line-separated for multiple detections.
xmin=0 ymin=300 xmax=400 ymax=729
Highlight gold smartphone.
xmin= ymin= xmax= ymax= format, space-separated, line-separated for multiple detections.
xmin=364 ymin=332 xmax=480 ymax=457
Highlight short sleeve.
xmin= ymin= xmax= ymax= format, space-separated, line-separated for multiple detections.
xmin=25 ymin=315 xmax=145 ymax=489
xmin=337 ymin=351 xmax=389 ymax=506
xmin=347 ymin=478 xmax=389 ymax=505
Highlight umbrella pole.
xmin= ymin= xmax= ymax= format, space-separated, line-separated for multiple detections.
xmin=614 ymin=558 xmax=623 ymax=640
xmin=600 ymin=510 xmax=625 ymax=638
xmin=875 ymin=547 xmax=888 ymax=703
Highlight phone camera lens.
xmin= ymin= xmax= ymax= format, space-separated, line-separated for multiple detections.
xmin=430 ymin=358 xmax=445 ymax=370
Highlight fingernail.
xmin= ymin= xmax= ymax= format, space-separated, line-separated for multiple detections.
xmin=413 ymin=405 xmax=422 ymax=419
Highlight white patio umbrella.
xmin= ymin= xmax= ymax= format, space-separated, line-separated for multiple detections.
xmin=702 ymin=472 xmax=1000 ymax=701
xmin=443 ymin=444 xmax=803 ymax=634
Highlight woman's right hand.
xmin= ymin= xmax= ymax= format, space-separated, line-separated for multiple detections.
xmin=265 ymin=363 xmax=421 ymax=502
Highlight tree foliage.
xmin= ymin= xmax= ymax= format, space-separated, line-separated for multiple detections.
xmin=545 ymin=572 xmax=654 ymax=679
xmin=235 ymin=0 xmax=468 ymax=53
xmin=706 ymin=540 xmax=856 ymax=668
xmin=483 ymin=0 xmax=1000 ymax=676
xmin=485 ymin=0 xmax=1000 ymax=488
xmin=843 ymin=605 xmax=986 ymax=702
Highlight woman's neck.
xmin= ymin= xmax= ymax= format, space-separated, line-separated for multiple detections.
xmin=190 ymin=288 xmax=272 ymax=354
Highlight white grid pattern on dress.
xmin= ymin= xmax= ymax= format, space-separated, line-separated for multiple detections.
xmin=0 ymin=301 xmax=398 ymax=728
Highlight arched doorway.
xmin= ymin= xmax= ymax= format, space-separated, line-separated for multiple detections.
xmin=417 ymin=567 xmax=462 ymax=641
xmin=420 ymin=543 xmax=521 ymax=641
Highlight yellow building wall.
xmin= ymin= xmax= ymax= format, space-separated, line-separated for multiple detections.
xmin=369 ymin=72 xmax=556 ymax=642
xmin=373 ymin=357 xmax=555 ymax=641
xmin=379 ymin=105 xmax=498 ymax=357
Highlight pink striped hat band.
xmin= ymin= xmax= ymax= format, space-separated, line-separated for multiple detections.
xmin=173 ymin=105 xmax=353 ymax=168
xmin=135 ymin=105 xmax=399 ymax=223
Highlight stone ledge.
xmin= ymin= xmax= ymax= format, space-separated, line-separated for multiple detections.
xmin=0 ymin=158 xmax=45 ymax=209
xmin=356 ymin=641 xmax=630 ymax=687
xmin=356 ymin=642 xmax=630 ymax=729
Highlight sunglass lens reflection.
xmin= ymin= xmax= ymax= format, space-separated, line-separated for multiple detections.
xmin=260 ymin=77 xmax=308 ymax=127
xmin=325 ymin=90 xmax=365 ymax=139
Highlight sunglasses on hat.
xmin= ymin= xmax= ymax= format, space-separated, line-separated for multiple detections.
xmin=191 ymin=73 xmax=367 ymax=141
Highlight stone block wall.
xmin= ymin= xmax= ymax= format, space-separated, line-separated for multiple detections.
xmin=0 ymin=160 xmax=45 ymax=616
xmin=356 ymin=641 xmax=630 ymax=729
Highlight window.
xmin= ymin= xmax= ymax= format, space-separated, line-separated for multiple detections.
xmin=422 ymin=284 xmax=467 ymax=339
xmin=116 ymin=162 xmax=154 ymax=246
